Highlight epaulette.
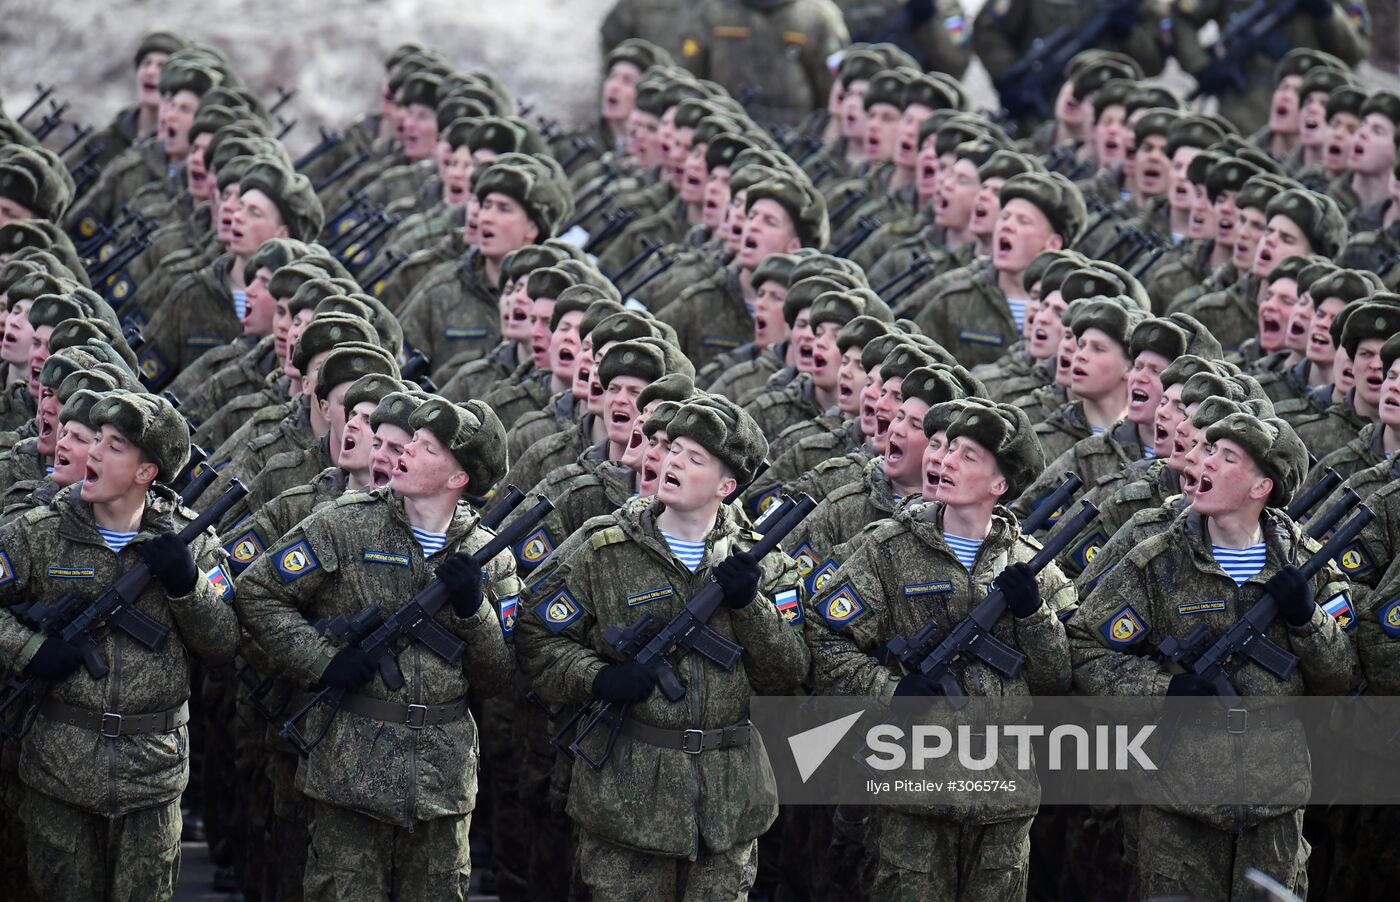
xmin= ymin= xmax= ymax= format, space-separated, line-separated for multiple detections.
xmin=590 ymin=525 xmax=627 ymax=550
xmin=333 ymin=491 xmax=376 ymax=508
xmin=824 ymin=479 xmax=870 ymax=507
xmin=1114 ymin=478 xmax=1156 ymax=504
xmin=260 ymin=448 xmax=310 ymax=474
xmin=246 ymin=431 xmax=282 ymax=453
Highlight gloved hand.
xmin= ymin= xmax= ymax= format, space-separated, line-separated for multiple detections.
xmin=1299 ymin=0 xmax=1334 ymax=18
xmin=1166 ymin=672 xmax=1216 ymax=697
xmin=713 ymin=550 xmax=761 ymax=610
xmin=1193 ymin=61 xmax=1235 ymax=98
xmin=319 ymin=646 xmax=375 ymax=690
xmin=436 ymin=554 xmax=484 ymax=618
xmin=1104 ymin=0 xmax=1140 ymax=39
xmin=1265 ymin=564 xmax=1315 ymax=628
xmin=592 ymin=660 xmax=658 ymax=704
xmin=893 ymin=671 xmax=943 ymax=697
xmin=905 ymin=0 xmax=936 ymax=25
xmin=137 ymin=532 xmax=197 ymax=596
xmin=996 ymin=562 xmax=1042 ymax=619
xmin=25 ymin=637 xmax=84 ymax=682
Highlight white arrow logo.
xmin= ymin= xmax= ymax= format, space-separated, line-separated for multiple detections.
xmin=788 ymin=711 xmax=864 ymax=783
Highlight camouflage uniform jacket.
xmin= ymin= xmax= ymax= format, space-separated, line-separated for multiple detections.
xmin=1305 ymin=422 xmax=1385 ymax=493
xmin=1175 ymin=275 xmax=1259 ymax=353
xmin=439 ymin=340 xmax=529 ymax=404
xmin=743 ymin=371 xmax=824 ymax=441
xmin=0 ymin=437 xmax=45 ymax=487
xmin=766 ymin=404 xmax=844 ymax=461
xmin=137 ymin=253 xmax=242 ymax=391
xmin=481 ymin=363 xmax=553 ymax=431
xmin=973 ymin=344 xmax=1050 ymax=405
xmin=225 ymin=466 xmax=351 ymax=577
xmin=1323 ymin=454 xmax=1400 ymax=602
xmin=1013 ymin=418 xmax=1147 ymax=520
xmin=397 ymin=249 xmax=501 ymax=377
xmin=0 ymin=477 xmax=62 ymax=525
xmin=750 ymin=416 xmax=863 ymax=510
xmin=0 ymin=484 xmax=234 ymax=816
xmin=1253 ymin=356 xmax=1313 ymax=406
xmin=513 ymin=460 xmax=636 ymax=577
xmin=1076 ymin=495 xmax=1188 ymax=593
xmin=0 ymin=381 xmax=35 ymax=434
xmin=194 ymin=373 xmax=290 ymax=459
xmin=376 ymin=235 xmax=461 ymax=315
xmin=1289 ymin=388 xmax=1368 ymax=462
xmin=236 ymin=488 xmax=518 ymax=826
xmin=506 ymin=390 xmax=583 ymax=469
xmin=1057 ymin=458 xmax=1179 ymax=581
xmin=210 ymin=396 xmax=314 ymax=495
xmin=500 ymin=417 xmax=600 ymax=508
xmin=516 ymin=497 xmax=807 ymax=857
xmin=703 ymin=342 xmax=785 ymax=403
xmin=166 ymin=334 xmax=257 ymax=409
xmin=653 ymin=263 xmax=752 ymax=370
xmin=973 ymin=0 xmax=1168 ymax=85
xmin=65 ymin=136 xmax=171 ymax=238
xmin=63 ymin=103 xmax=142 ymax=182
xmin=786 ymin=456 xmax=900 ymax=581
xmin=1069 ymin=507 xmax=1359 ymax=829
xmin=223 ymin=437 xmax=335 ymax=533
xmin=904 ymin=260 xmax=1021 ymax=369
xmin=1144 ymin=238 xmax=1214 ymax=314
xmin=1032 ymin=399 xmax=1095 ymax=466
xmin=788 ymin=448 xmax=871 ymax=506
xmin=805 ymin=501 xmax=1075 ymax=820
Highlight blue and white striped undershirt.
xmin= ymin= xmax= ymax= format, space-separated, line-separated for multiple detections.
xmin=1213 ymin=543 xmax=1266 ymax=585
xmin=1142 ymin=445 xmax=1156 ymax=459
xmin=1005 ymin=297 xmax=1028 ymax=332
xmin=1090 ymin=426 xmax=1105 ymax=435
xmin=944 ymin=533 xmax=983 ymax=571
xmin=233 ymin=290 xmax=248 ymax=321
xmin=661 ymin=531 xmax=707 ymax=572
xmin=412 ymin=527 xmax=447 ymax=557
xmin=98 ymin=528 xmax=139 ymax=554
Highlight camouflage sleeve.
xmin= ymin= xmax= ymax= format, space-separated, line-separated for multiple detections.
xmin=801 ymin=2 xmax=848 ymax=107
xmin=1069 ymin=553 xmax=1172 ymax=697
xmin=1074 ymin=513 xmax=1148 ymax=594
xmin=165 ymin=532 xmax=239 ymax=665
xmin=396 ymin=280 xmax=439 ymax=362
xmin=970 ymin=0 xmax=1029 ymax=82
xmin=233 ymin=525 xmax=341 ymax=684
xmin=1117 ymin=3 xmax=1169 ymax=78
xmin=1010 ymin=445 xmax=1077 ymax=521
xmin=1169 ymin=0 xmax=1223 ymax=75
xmin=804 ymin=539 xmax=900 ymax=698
xmin=514 ymin=552 xmax=608 ymax=708
xmin=733 ymin=550 xmax=810 ymax=694
xmin=914 ymin=1 xmax=972 ymax=78
xmin=1014 ymin=557 xmax=1075 ymax=696
xmin=1286 ymin=565 xmax=1362 ymax=694
xmin=0 ymin=518 xmax=41 ymax=669
xmin=1313 ymin=2 xmax=1370 ymax=67
xmin=1356 ymin=557 xmax=1400 ymax=693
xmin=459 ymin=539 xmax=519 ymax=699
xmin=783 ymin=496 xmax=838 ymax=570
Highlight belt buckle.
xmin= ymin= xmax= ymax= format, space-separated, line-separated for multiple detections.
xmin=1226 ymin=708 xmax=1248 ymax=734
xmin=405 ymin=704 xmax=428 ymax=729
xmin=682 ymin=728 xmax=705 ymax=754
xmin=100 ymin=712 xmax=123 ymax=738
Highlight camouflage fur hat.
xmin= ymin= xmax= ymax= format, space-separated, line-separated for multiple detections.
xmin=135 ymin=30 xmax=190 ymax=67
xmin=267 ymin=260 xmax=349 ymax=301
xmin=58 ymin=366 xmax=133 ymax=404
xmin=943 ymin=402 xmax=1045 ymax=501
xmin=474 ymin=153 xmax=573 ymax=239
xmin=809 ymin=289 xmax=889 ymax=331
xmin=783 ymin=273 xmax=864 ymax=326
xmin=1204 ymin=412 xmax=1308 ymax=508
xmin=58 ymin=387 xmax=108 ymax=429
xmin=1381 ymin=333 xmax=1400 ymax=372
xmin=89 ymin=392 xmax=190 ymax=482
xmin=899 ymin=366 xmax=968 ymax=409
xmin=1069 ymin=298 xmax=1147 ymax=356
xmin=598 ymin=339 xmax=669 ymax=388
xmin=1309 ymin=268 xmax=1381 ymax=308
xmin=371 ymin=389 xmax=430 ymax=434
xmin=591 ymin=310 xmax=660 ymax=349
xmin=999 ymin=172 xmax=1087 ymax=245
xmin=836 ymin=315 xmax=889 ymax=354
xmin=664 ymin=396 xmax=768 ymax=487
xmin=1130 ymin=315 xmax=1223 ymax=363
xmin=1341 ymin=301 xmax=1400 ymax=358
xmin=314 ymin=343 xmax=399 ymax=400
xmin=1263 ymin=189 xmax=1346 ymax=259
xmin=40 ymin=347 xmax=103 ymax=390
xmin=27 ymin=294 xmax=88 ymax=330
xmin=578 ymin=300 xmax=628 ymax=339
xmin=408 ymin=397 xmax=507 ymax=494
xmin=642 ymin=399 xmax=684 ymax=438
xmin=751 ymin=252 xmax=799 ymax=290
xmin=880 ymin=344 xmax=938 ymax=382
xmin=923 ymin=398 xmax=983 ymax=439
xmin=290 ymin=312 xmax=378 ymax=373
xmin=745 ymin=174 xmax=829 ymax=249
xmin=1160 ymin=355 xmax=1221 ymax=391
xmin=342 ymin=373 xmax=407 ymax=416
xmin=246 ymin=238 xmax=311 ymax=279
xmin=238 ymin=160 xmax=325 ymax=242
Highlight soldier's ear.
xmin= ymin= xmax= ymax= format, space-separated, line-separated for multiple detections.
xmin=1046 ymin=234 xmax=1065 ymax=251
xmin=523 ymin=221 xmax=540 ymax=246
xmin=135 ymin=457 xmax=159 ymax=489
xmin=1249 ymin=475 xmax=1273 ymax=502
xmin=447 ymin=468 xmax=470 ymax=492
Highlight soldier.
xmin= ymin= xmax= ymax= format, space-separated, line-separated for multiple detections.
xmin=518 ymin=395 xmax=806 ymax=898
xmin=1334 ymin=91 xmax=1399 ymax=228
xmin=1175 ymin=0 xmax=1371 ymax=136
xmin=1288 ymin=65 xmax=1357 ymax=180
xmin=807 ymin=399 xmax=1073 ymax=898
xmin=237 ymin=397 xmax=519 ymax=900
xmin=679 ymin=0 xmax=850 ymax=128
xmin=0 ymin=391 xmax=236 ymax=901
xmin=1070 ymin=410 xmax=1359 ymax=898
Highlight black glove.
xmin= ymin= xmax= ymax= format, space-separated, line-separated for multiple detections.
xmin=319 ymin=646 xmax=375 ymax=690
xmin=436 ymin=554 xmax=484 ymax=618
xmin=1166 ymin=672 xmax=1216 ymax=697
xmin=25 ymin=637 xmax=84 ymax=682
xmin=996 ymin=562 xmax=1042 ymax=619
xmin=592 ymin=661 xmax=658 ymax=704
xmin=1193 ymin=61 xmax=1235 ymax=98
xmin=893 ymin=671 xmax=943 ymax=697
xmin=1300 ymin=0 xmax=1334 ymax=18
xmin=1266 ymin=564 xmax=1315 ymax=628
xmin=905 ymin=0 xmax=936 ymax=25
xmin=713 ymin=550 xmax=761 ymax=610
xmin=137 ymin=532 xmax=197 ymax=596
xmin=1104 ymin=1 xmax=1140 ymax=39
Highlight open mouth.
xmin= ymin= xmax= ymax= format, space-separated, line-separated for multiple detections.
xmin=343 ymin=433 xmax=358 ymax=453
xmin=55 ymin=450 xmax=70 ymax=468
xmin=1156 ymin=423 xmax=1172 ymax=446
xmin=1181 ymin=469 xmax=1199 ymax=493
xmin=589 ymin=380 xmax=604 ymax=399
xmin=1071 ymin=365 xmax=1088 ymax=381
xmin=1260 ymin=314 xmax=1283 ymax=340
xmin=886 ymin=435 xmax=904 ymax=463
xmin=997 ymin=236 xmax=1013 ymax=256
xmin=1197 ymin=474 xmax=1214 ymax=495
xmin=231 ymin=227 xmax=245 ymax=244
xmin=812 ymin=352 xmax=828 ymax=370
xmin=663 ymin=471 xmax=681 ymax=490
xmin=446 ymin=183 xmax=467 ymax=203
xmin=626 ymin=428 xmax=643 ymax=452
xmin=1217 ymin=217 xmax=1233 ymax=234
xmin=1141 ymin=165 xmax=1163 ymax=182
xmin=838 ymin=381 xmax=854 ymax=401
xmin=557 ymin=346 xmax=575 ymax=364
xmin=742 ymin=236 xmax=758 ymax=253
xmin=875 ymin=413 xmax=891 ymax=436
xmin=685 ymin=173 xmax=703 ymax=189
xmin=798 ymin=343 xmax=814 ymax=365
xmin=1326 ymin=142 xmax=1345 ymax=160
xmin=84 ymin=465 xmax=98 ymax=484
xmin=1130 ymin=388 xmax=1150 ymax=405
xmin=1288 ymin=319 xmax=1308 ymax=339
xmin=1367 ymin=374 xmax=1384 ymax=391
xmin=1104 ymin=139 xmax=1120 ymax=154
xmin=1310 ymin=332 xmax=1331 ymax=350
xmin=372 ymin=464 xmax=392 ymax=487
xmin=1302 ymin=116 xmax=1320 ymax=131
xmin=39 ymin=418 xmax=53 ymax=439
xmin=395 ymin=459 xmax=410 ymax=475
xmin=610 ymin=409 xmax=630 ymax=425
xmin=1352 ymin=143 xmax=1365 ymax=158
xmin=1033 ymin=327 xmax=1049 ymax=343
xmin=1274 ymin=103 xmax=1290 ymax=119
xmin=1059 ymin=353 xmax=1074 ymax=374
xmin=920 ymin=162 xmax=937 ymax=181
xmin=1257 ymin=247 xmax=1273 ymax=267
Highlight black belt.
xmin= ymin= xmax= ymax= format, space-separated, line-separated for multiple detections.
xmin=620 ymin=718 xmax=752 ymax=754
xmin=1183 ymin=706 xmax=1279 ymax=734
xmin=41 ymin=699 xmax=189 ymax=737
xmin=340 ymin=693 xmax=469 ymax=729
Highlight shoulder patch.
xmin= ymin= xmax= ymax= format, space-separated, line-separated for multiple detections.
xmin=589 ymin=525 xmax=627 ymax=550
xmin=1071 ymin=531 xmax=1108 ymax=570
xmin=1377 ymin=597 xmax=1400 ymax=639
xmin=1334 ymin=541 xmax=1373 ymax=576
xmin=0 ymin=549 xmax=17 ymax=587
xmin=273 ymin=539 xmax=320 ymax=583
xmin=747 ymin=483 xmax=785 ymax=519
xmin=791 ymin=541 xmax=817 ymax=578
xmin=807 ymin=557 xmax=839 ymax=595
xmin=518 ymin=526 xmax=556 ymax=567
xmin=820 ymin=582 xmax=865 ymax=629
xmin=137 ymin=347 xmax=170 ymax=384
xmin=1321 ymin=592 xmax=1355 ymax=631
xmin=701 ymin=334 xmax=743 ymax=350
xmin=532 ymin=587 xmax=582 ymax=634
xmin=224 ymin=528 xmax=265 ymax=573
xmin=774 ymin=586 xmax=802 ymax=625
xmin=1098 ymin=604 xmax=1148 ymax=649
xmin=205 ymin=564 xmax=234 ymax=602
xmin=498 ymin=595 xmax=519 ymax=634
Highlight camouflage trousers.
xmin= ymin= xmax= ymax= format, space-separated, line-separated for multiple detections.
xmin=1136 ymin=806 xmax=1308 ymax=902
xmin=576 ymin=829 xmax=758 ymax=902
xmin=266 ymin=744 xmax=310 ymax=902
xmin=871 ymin=810 xmax=1032 ymax=901
xmin=304 ymin=801 xmax=471 ymax=902
xmin=1 ymin=757 xmax=37 ymax=902
xmin=21 ymin=787 xmax=182 ymax=902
